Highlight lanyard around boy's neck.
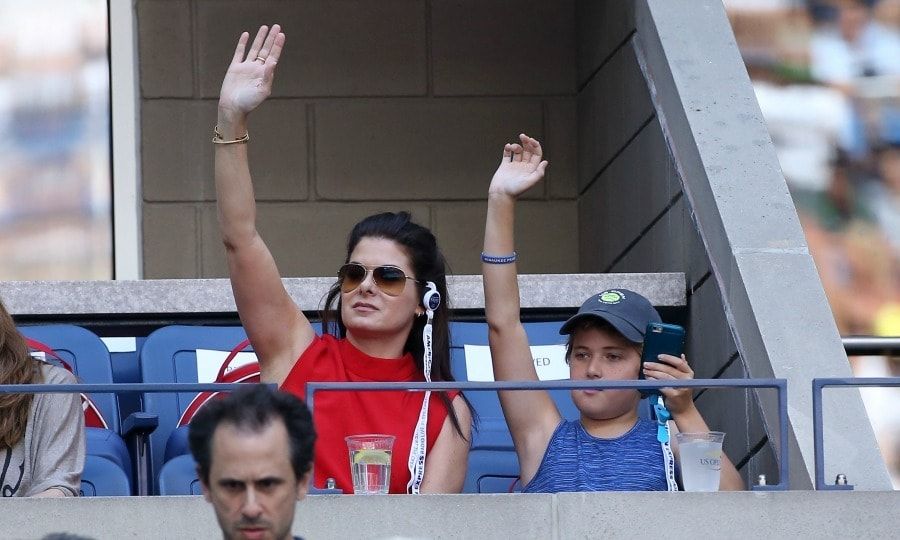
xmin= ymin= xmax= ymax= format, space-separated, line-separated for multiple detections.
xmin=651 ymin=394 xmax=670 ymax=444
xmin=652 ymin=394 xmax=679 ymax=492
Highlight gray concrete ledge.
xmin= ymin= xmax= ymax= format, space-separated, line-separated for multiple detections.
xmin=0 ymin=273 xmax=685 ymax=315
xmin=4 ymin=492 xmax=899 ymax=539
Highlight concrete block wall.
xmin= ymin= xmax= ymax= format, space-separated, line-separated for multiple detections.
xmin=575 ymin=0 xmax=775 ymax=486
xmin=138 ymin=0 xmax=579 ymax=280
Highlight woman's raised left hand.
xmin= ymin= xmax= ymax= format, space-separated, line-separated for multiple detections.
xmin=488 ymin=133 xmax=548 ymax=200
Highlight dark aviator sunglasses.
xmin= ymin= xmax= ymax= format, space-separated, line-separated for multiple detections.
xmin=338 ymin=263 xmax=421 ymax=297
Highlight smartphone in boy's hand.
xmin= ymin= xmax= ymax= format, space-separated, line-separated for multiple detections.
xmin=639 ymin=322 xmax=686 ymax=397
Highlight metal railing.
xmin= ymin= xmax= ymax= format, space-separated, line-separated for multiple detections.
xmin=0 ymin=383 xmax=259 ymax=395
xmin=306 ymin=378 xmax=790 ymax=491
xmin=842 ymin=337 xmax=900 ymax=356
xmin=812 ymin=377 xmax=900 ymax=490
xmin=0 ymin=382 xmax=268 ymax=496
xmin=0 ymin=379 xmax=790 ymax=493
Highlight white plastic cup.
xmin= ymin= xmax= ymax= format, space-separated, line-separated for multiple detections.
xmin=345 ymin=434 xmax=394 ymax=495
xmin=676 ymin=431 xmax=725 ymax=492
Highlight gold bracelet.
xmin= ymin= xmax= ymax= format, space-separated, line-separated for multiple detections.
xmin=212 ymin=126 xmax=250 ymax=145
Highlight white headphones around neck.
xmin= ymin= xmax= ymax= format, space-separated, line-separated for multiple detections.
xmin=422 ymin=281 xmax=441 ymax=312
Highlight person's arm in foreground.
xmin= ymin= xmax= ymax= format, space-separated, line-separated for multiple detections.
xmin=483 ymin=134 xmax=557 ymax=485
xmin=644 ymin=354 xmax=745 ymax=490
xmin=419 ymin=396 xmax=473 ymax=493
xmin=215 ymin=25 xmax=315 ymax=385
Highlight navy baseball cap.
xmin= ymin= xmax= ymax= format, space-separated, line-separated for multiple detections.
xmin=559 ymin=289 xmax=661 ymax=343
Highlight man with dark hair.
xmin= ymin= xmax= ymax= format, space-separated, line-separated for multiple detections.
xmin=188 ymin=385 xmax=316 ymax=540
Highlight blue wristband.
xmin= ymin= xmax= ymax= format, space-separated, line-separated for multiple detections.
xmin=481 ymin=251 xmax=517 ymax=264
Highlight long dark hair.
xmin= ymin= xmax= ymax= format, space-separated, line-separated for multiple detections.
xmin=0 ymin=299 xmax=42 ymax=448
xmin=321 ymin=212 xmax=471 ymax=438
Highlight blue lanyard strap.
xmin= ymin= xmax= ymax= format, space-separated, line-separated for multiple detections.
xmin=652 ymin=394 xmax=671 ymax=444
xmin=651 ymin=394 xmax=679 ymax=491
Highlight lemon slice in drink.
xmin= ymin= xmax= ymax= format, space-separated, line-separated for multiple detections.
xmin=352 ymin=449 xmax=392 ymax=465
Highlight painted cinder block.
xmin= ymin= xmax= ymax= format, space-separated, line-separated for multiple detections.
xmin=143 ymin=203 xmax=199 ymax=278
xmin=431 ymin=0 xmax=576 ymax=96
xmin=314 ymin=99 xmax=542 ymax=200
xmin=138 ymin=0 xmax=193 ymax=98
xmin=142 ymin=100 xmax=217 ymax=202
xmin=545 ymin=98 xmax=579 ymax=200
xmin=195 ymin=0 xmax=427 ymax=98
xmin=432 ymin=201 xmax=578 ymax=276
xmin=602 ymin=198 xmax=685 ymax=274
xmin=576 ymin=0 xmax=636 ymax=87
xmin=687 ymin=277 xmax=737 ymax=381
xmin=244 ymin=101 xmax=309 ymax=201
xmin=142 ymin=100 xmax=308 ymax=203
xmin=577 ymin=119 xmax=678 ymax=272
xmin=577 ymin=41 xmax=654 ymax=193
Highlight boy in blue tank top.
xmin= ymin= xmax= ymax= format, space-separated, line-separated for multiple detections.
xmin=482 ymin=134 xmax=744 ymax=492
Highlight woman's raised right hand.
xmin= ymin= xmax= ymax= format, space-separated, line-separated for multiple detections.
xmin=488 ymin=133 xmax=548 ymax=200
xmin=218 ymin=24 xmax=285 ymax=119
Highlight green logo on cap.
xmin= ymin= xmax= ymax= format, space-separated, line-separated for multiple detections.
xmin=599 ymin=290 xmax=624 ymax=304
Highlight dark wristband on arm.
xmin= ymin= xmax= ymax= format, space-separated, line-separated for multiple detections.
xmin=481 ymin=251 xmax=517 ymax=264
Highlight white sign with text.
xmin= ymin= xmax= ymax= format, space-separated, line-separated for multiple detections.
xmin=463 ymin=344 xmax=569 ymax=381
xmin=195 ymin=349 xmax=259 ymax=383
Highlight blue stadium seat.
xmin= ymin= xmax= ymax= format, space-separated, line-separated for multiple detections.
xmin=164 ymin=425 xmax=192 ymax=465
xmin=451 ymin=321 xmax=577 ymax=493
xmin=139 ymin=324 xmax=321 ymax=494
xmin=85 ymin=426 xmax=131 ymax=476
xmin=139 ymin=325 xmax=253 ymax=494
xmin=18 ymin=325 xmax=134 ymax=492
xmin=80 ymin=455 xmax=131 ymax=497
xmin=157 ymin=454 xmax=203 ymax=496
xmin=107 ymin=336 xmax=147 ymax=424
xmin=19 ymin=325 xmax=121 ymax=433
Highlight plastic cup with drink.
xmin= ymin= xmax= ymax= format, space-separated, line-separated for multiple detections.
xmin=675 ymin=431 xmax=725 ymax=492
xmin=345 ymin=434 xmax=394 ymax=495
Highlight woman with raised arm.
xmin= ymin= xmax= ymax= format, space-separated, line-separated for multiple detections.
xmin=483 ymin=134 xmax=743 ymax=491
xmin=214 ymin=25 xmax=471 ymax=494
